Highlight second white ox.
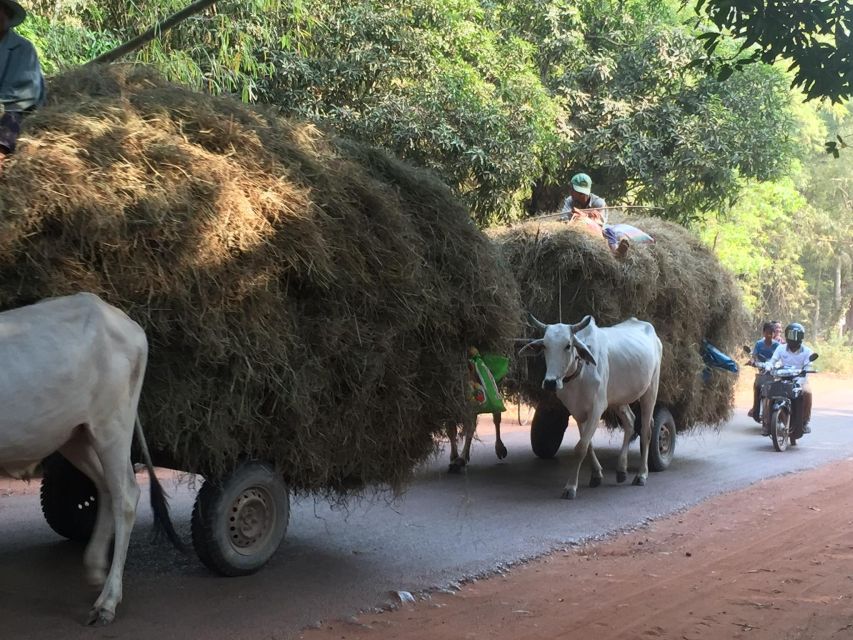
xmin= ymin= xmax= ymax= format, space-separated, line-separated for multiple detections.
xmin=520 ymin=315 xmax=662 ymax=499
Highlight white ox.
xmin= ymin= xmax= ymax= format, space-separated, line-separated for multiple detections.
xmin=520 ymin=315 xmax=662 ymax=499
xmin=0 ymin=293 xmax=182 ymax=625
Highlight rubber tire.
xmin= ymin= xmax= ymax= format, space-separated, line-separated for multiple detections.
xmin=648 ymin=406 xmax=677 ymax=472
xmin=40 ymin=453 xmax=98 ymax=543
xmin=771 ymin=408 xmax=790 ymax=452
xmin=191 ymin=461 xmax=289 ymax=577
xmin=530 ymin=401 xmax=570 ymax=459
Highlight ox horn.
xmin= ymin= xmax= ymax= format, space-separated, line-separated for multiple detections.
xmin=570 ymin=315 xmax=592 ymax=333
xmin=528 ymin=313 xmax=549 ymax=331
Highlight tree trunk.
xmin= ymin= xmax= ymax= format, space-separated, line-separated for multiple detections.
xmin=87 ymin=0 xmax=218 ymax=65
xmin=813 ymin=266 xmax=822 ymax=337
xmin=836 ymin=256 xmax=843 ymax=311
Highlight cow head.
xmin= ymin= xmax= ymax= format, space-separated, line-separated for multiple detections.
xmin=519 ymin=314 xmax=596 ymax=391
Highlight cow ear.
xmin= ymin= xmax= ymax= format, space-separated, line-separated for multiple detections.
xmin=572 ymin=335 xmax=596 ymax=366
xmin=518 ymin=339 xmax=544 ymax=357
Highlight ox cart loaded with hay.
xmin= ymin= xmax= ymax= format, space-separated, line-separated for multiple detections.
xmin=493 ymin=216 xmax=745 ymax=474
xmin=0 ymin=66 xmax=520 ymax=576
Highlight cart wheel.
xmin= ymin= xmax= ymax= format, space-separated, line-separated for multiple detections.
xmin=191 ymin=461 xmax=289 ymax=577
xmin=648 ymin=407 xmax=676 ymax=472
xmin=530 ymin=401 xmax=570 ymax=459
xmin=40 ymin=453 xmax=98 ymax=543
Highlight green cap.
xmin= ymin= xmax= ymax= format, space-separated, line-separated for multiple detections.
xmin=571 ymin=173 xmax=592 ymax=196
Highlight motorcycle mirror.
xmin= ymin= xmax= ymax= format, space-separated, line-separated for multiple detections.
xmin=742 ymin=345 xmax=752 ymax=356
xmin=809 ymin=352 xmax=819 ymax=362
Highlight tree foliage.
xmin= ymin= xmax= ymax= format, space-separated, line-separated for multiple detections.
xmin=20 ymin=0 xmax=805 ymax=225
xmin=693 ymin=0 xmax=853 ymax=103
xmin=702 ymin=102 xmax=853 ymax=339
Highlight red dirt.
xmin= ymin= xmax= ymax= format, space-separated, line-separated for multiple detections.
xmin=302 ymin=376 xmax=853 ymax=640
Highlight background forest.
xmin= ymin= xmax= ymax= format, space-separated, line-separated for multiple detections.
xmin=16 ymin=0 xmax=853 ymax=348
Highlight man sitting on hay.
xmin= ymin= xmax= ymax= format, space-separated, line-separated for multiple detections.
xmin=0 ymin=0 xmax=45 ymax=172
xmin=560 ymin=172 xmax=630 ymax=257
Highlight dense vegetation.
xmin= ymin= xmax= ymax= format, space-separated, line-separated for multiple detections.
xmin=14 ymin=0 xmax=853 ymax=341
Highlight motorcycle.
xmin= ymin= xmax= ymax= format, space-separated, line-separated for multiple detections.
xmin=743 ymin=347 xmax=819 ymax=451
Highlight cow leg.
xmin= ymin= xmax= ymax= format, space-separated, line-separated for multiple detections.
xmin=615 ymin=405 xmax=635 ymax=484
xmin=58 ymin=435 xmax=113 ymax=587
xmin=448 ymin=416 xmax=475 ymax=473
xmin=561 ymin=406 xmax=605 ymax=500
xmin=87 ymin=420 xmax=140 ymax=626
xmin=587 ymin=444 xmax=603 ymax=487
xmin=493 ymin=412 xmax=507 ymax=460
xmin=446 ymin=423 xmax=460 ymax=462
xmin=633 ymin=393 xmax=656 ymax=487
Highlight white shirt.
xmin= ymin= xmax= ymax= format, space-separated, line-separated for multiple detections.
xmin=766 ymin=344 xmax=813 ymax=384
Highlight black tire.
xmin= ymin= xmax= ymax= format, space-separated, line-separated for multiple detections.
xmin=771 ymin=408 xmax=790 ymax=452
xmin=648 ymin=406 xmax=676 ymax=472
xmin=530 ymin=401 xmax=570 ymax=459
xmin=191 ymin=461 xmax=290 ymax=577
xmin=40 ymin=453 xmax=98 ymax=543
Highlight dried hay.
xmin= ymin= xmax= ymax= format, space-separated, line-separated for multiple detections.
xmin=0 ymin=65 xmax=522 ymax=495
xmin=491 ymin=217 xmax=747 ymax=430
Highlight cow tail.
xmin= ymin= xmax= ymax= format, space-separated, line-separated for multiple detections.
xmin=134 ymin=414 xmax=186 ymax=553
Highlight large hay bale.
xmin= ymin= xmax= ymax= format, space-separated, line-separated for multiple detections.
xmin=491 ymin=218 xmax=747 ymax=430
xmin=0 ymin=65 xmax=521 ymax=495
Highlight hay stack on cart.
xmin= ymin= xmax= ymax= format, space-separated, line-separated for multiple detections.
xmin=491 ymin=217 xmax=746 ymax=469
xmin=0 ymin=65 xmax=521 ymax=575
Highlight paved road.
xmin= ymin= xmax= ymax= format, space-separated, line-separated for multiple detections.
xmin=1 ymin=381 xmax=851 ymax=640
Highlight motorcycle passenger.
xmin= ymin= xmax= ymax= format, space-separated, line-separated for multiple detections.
xmin=771 ymin=320 xmax=785 ymax=345
xmin=747 ymin=321 xmax=780 ymax=422
xmin=764 ymin=322 xmax=813 ymax=434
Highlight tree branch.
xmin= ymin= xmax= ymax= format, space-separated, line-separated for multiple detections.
xmin=87 ymin=0 xmax=219 ymax=65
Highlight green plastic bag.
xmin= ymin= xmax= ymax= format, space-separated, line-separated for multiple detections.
xmin=467 ymin=350 xmax=508 ymax=414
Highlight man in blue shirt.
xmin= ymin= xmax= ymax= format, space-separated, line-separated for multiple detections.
xmin=0 ymin=0 xmax=45 ymax=172
xmin=748 ymin=321 xmax=780 ymax=421
xmin=560 ymin=173 xmax=608 ymax=221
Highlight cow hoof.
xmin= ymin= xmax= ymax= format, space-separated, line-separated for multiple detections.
xmin=616 ymin=471 xmax=627 ymax=484
xmin=496 ymin=443 xmax=508 ymax=460
xmin=560 ymin=488 xmax=577 ymax=500
xmin=632 ymin=476 xmax=646 ymax=486
xmin=589 ymin=476 xmax=602 ymax=488
xmin=447 ymin=463 xmax=463 ymax=474
xmin=86 ymin=607 xmax=115 ymax=626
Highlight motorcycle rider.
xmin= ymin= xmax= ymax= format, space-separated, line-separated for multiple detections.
xmin=747 ymin=321 xmax=780 ymax=422
xmin=763 ymin=322 xmax=813 ymax=435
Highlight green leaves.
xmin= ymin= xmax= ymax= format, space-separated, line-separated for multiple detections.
xmin=693 ymin=0 xmax=853 ymax=103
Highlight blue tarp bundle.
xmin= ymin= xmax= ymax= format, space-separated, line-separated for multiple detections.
xmin=702 ymin=340 xmax=739 ymax=374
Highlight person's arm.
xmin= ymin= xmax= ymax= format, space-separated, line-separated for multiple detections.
xmin=766 ymin=344 xmax=783 ymax=370
xmin=559 ymin=196 xmax=573 ymax=215
xmin=750 ymin=340 xmax=761 ymax=364
xmin=0 ymin=42 xmax=44 ymax=111
xmin=597 ymin=197 xmax=609 ymax=224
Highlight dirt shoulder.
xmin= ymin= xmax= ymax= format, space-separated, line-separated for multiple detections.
xmin=302 ymin=402 xmax=853 ymax=640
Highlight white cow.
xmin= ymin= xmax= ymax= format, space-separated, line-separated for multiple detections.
xmin=0 ymin=292 xmax=182 ymax=625
xmin=520 ymin=315 xmax=662 ymax=499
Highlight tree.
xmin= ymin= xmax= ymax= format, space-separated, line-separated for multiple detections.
xmin=501 ymin=1 xmax=800 ymax=221
xmin=21 ymin=0 xmax=807 ymax=225
xmin=89 ymin=0 xmax=218 ymax=65
xmin=693 ymin=0 xmax=853 ymax=103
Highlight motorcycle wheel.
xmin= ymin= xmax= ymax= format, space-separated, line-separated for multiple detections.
xmin=770 ymin=407 xmax=790 ymax=452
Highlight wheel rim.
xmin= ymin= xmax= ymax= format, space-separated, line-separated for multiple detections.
xmin=774 ymin=412 xmax=789 ymax=451
xmin=228 ymin=486 xmax=276 ymax=556
xmin=658 ymin=422 xmax=673 ymax=457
